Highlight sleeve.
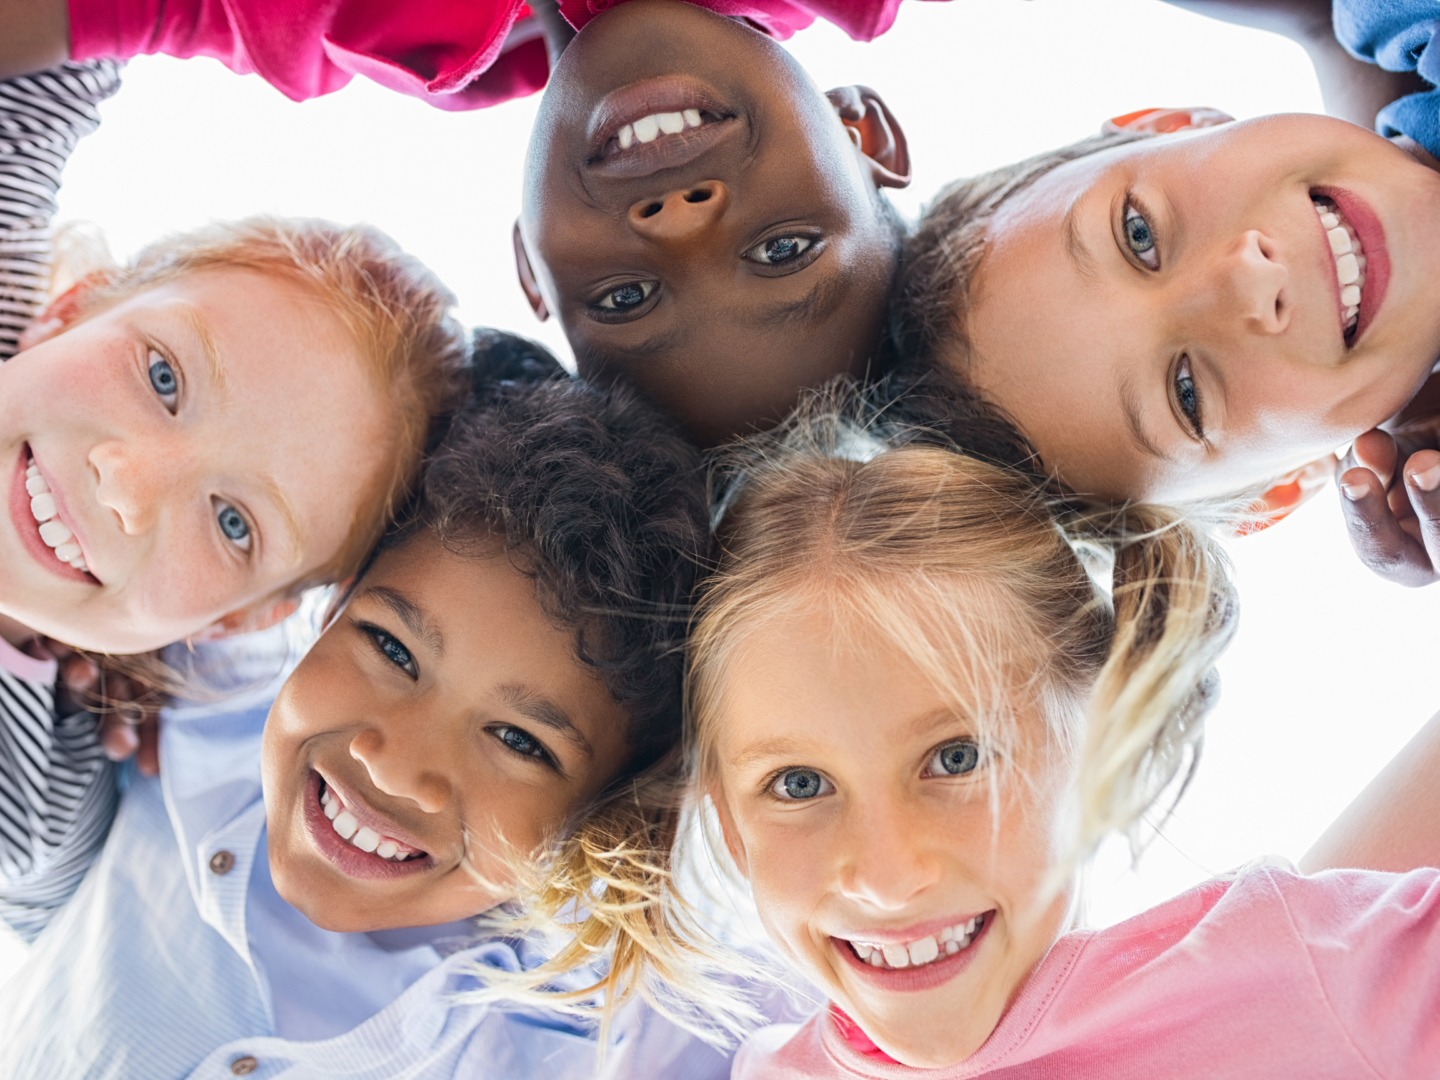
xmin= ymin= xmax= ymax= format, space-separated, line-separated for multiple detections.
xmin=0 ymin=58 xmax=123 ymax=361
xmin=1281 ymin=866 xmax=1440 ymax=1077
xmin=0 ymin=668 xmax=118 ymax=943
xmin=1333 ymin=0 xmax=1440 ymax=155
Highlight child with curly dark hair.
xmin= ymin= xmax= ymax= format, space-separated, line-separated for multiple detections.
xmin=0 ymin=331 xmax=752 ymax=1079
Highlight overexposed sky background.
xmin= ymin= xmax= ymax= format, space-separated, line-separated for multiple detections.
xmin=4 ymin=0 xmax=1437 ymax=981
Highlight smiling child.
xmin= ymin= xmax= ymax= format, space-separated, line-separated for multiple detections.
xmin=673 ymin=393 xmax=1440 ymax=1077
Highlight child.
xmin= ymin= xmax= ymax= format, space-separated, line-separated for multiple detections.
xmin=0 ymin=337 xmax=761 ymax=1077
xmin=0 ymin=62 xmax=469 ymax=936
xmin=514 ymin=0 xmax=910 ymax=443
xmin=676 ymin=393 xmax=1440 ymax=1076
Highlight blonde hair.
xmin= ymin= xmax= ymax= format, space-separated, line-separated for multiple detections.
xmin=59 ymin=216 xmax=470 ymax=595
xmin=692 ymin=386 xmax=1237 ymax=865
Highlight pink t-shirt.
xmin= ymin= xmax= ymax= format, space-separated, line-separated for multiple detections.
xmin=734 ymin=861 xmax=1440 ymax=1079
xmin=67 ymin=0 xmax=940 ymax=111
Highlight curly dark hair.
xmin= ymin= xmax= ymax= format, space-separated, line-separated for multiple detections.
xmin=385 ymin=329 xmax=709 ymax=770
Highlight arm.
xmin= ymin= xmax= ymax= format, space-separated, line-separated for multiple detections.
xmin=0 ymin=0 xmax=68 ymax=80
xmin=1301 ymin=707 xmax=1440 ymax=873
xmin=1159 ymin=0 xmax=1428 ymax=130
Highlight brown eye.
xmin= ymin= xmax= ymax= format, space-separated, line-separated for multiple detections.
xmin=744 ymin=235 xmax=813 ymax=265
xmin=596 ymin=280 xmax=656 ymax=311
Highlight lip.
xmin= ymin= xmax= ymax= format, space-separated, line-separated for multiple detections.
xmin=833 ymin=910 xmax=995 ymax=994
xmin=9 ymin=446 xmax=97 ymax=586
xmin=302 ymin=770 xmax=435 ymax=881
xmin=586 ymin=75 xmax=741 ymax=180
xmin=1314 ymin=186 xmax=1390 ymax=346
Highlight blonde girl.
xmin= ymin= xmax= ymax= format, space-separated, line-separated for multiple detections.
xmin=679 ymin=388 xmax=1440 ymax=1077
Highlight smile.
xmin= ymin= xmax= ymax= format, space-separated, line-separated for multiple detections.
xmin=604 ymin=107 xmax=721 ymax=156
xmin=302 ymin=771 xmax=434 ymax=880
xmin=25 ymin=456 xmax=88 ymax=572
xmin=321 ymin=781 xmax=424 ymax=862
xmin=1312 ymin=195 xmax=1366 ymax=341
xmin=845 ymin=913 xmax=987 ymax=971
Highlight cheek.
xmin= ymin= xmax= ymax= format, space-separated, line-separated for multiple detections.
xmin=740 ymin=818 xmax=832 ymax=954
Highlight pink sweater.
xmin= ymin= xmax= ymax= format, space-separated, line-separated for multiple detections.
xmin=67 ymin=0 xmax=938 ymax=111
xmin=735 ymin=861 xmax=1440 ymax=1079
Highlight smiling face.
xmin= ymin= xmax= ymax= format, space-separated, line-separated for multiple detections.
xmin=0 ymin=268 xmax=393 ymax=653
xmin=711 ymin=604 xmax=1073 ymax=1068
xmin=519 ymin=0 xmax=905 ymax=444
xmin=263 ymin=532 xmax=633 ymax=932
xmin=963 ymin=115 xmax=1440 ymax=502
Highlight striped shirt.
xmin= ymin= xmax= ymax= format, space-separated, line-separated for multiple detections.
xmin=0 ymin=60 xmax=124 ymax=943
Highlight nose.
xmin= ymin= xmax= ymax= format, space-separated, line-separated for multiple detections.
xmin=627 ymin=181 xmax=729 ymax=248
xmin=90 ymin=440 xmax=170 ymax=535
xmin=1213 ymin=229 xmax=1290 ymax=337
xmin=835 ymin=798 xmax=943 ymax=911
xmin=349 ymin=727 xmax=452 ymax=814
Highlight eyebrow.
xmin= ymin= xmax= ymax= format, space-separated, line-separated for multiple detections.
xmin=362 ymin=586 xmax=445 ymax=655
xmin=1062 ymin=200 xmax=1100 ymax=283
xmin=174 ymin=302 xmax=229 ymax=394
xmin=498 ymin=684 xmax=594 ymax=759
xmin=1119 ymin=374 xmax=1175 ymax=463
xmin=256 ymin=471 xmax=304 ymax=568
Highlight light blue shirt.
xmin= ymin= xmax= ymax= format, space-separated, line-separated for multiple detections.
xmin=0 ymin=632 xmax=762 ymax=1079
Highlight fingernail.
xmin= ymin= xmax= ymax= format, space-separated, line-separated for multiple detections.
xmin=103 ymin=725 xmax=139 ymax=760
xmin=1412 ymin=463 xmax=1440 ymax=492
xmin=1341 ymin=481 xmax=1369 ymax=501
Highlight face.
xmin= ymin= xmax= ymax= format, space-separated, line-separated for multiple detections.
xmin=263 ymin=533 xmax=633 ymax=933
xmin=965 ymin=116 xmax=1440 ymax=502
xmin=712 ymin=606 xmax=1072 ymax=1068
xmin=519 ymin=0 xmax=906 ymax=445
xmin=0 ymin=269 xmax=393 ymax=653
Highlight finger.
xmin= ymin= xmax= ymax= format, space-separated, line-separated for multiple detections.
xmin=1349 ymin=428 xmax=1400 ymax=489
xmin=61 ymin=655 xmax=99 ymax=695
xmin=99 ymin=714 xmax=140 ymax=762
xmin=137 ymin=717 xmax=160 ymax=777
xmin=1338 ymin=465 xmax=1439 ymax=586
xmin=1402 ymin=450 xmax=1440 ymax=576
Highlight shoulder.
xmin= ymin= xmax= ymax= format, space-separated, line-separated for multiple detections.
xmin=734 ymin=1018 xmax=830 ymax=1080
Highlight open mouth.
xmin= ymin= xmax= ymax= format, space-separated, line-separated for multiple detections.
xmin=319 ymin=779 xmax=426 ymax=863
xmin=11 ymin=446 xmax=97 ymax=585
xmin=844 ymin=913 xmax=989 ymax=972
xmin=598 ymin=107 xmax=726 ymax=160
xmin=586 ymin=76 xmax=741 ymax=179
xmin=25 ymin=455 xmax=89 ymax=573
xmin=1312 ymin=195 xmax=1366 ymax=344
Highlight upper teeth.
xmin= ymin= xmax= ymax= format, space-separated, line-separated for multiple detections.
xmin=25 ymin=459 xmax=87 ymax=572
xmin=320 ymin=783 xmax=421 ymax=862
xmin=615 ymin=109 xmax=706 ymax=150
xmin=848 ymin=914 xmax=986 ymax=970
xmin=1313 ymin=197 xmax=1365 ymax=335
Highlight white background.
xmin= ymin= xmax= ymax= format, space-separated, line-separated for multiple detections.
xmin=3 ymin=0 xmax=1436 ymax=983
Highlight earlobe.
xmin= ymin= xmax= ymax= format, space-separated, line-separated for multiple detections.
xmin=191 ymin=597 xmax=301 ymax=642
xmin=826 ymin=85 xmax=911 ymax=191
xmin=14 ymin=274 xmax=108 ymax=351
xmin=1237 ymin=454 xmax=1338 ymax=536
xmin=512 ymin=220 xmax=551 ymax=322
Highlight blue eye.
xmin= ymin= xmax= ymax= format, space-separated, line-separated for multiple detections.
xmin=931 ymin=740 xmax=981 ymax=777
xmin=365 ymin=627 xmax=415 ymax=676
xmin=1174 ymin=355 xmax=1203 ymax=437
xmin=148 ymin=350 xmax=179 ymax=405
xmin=744 ymin=235 xmax=814 ymax=266
xmin=496 ymin=726 xmax=546 ymax=760
xmin=1123 ymin=205 xmax=1159 ymax=269
xmin=772 ymin=768 xmax=830 ymax=801
xmin=215 ymin=502 xmax=251 ymax=552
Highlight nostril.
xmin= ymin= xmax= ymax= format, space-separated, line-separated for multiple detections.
xmin=640 ymin=202 xmax=663 ymax=218
xmin=684 ymin=189 xmax=712 ymax=203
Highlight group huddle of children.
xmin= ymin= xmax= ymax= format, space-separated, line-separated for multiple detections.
xmin=0 ymin=0 xmax=1438 ymax=1076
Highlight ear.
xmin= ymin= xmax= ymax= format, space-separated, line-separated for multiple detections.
xmin=14 ymin=274 xmax=107 ymax=351
xmin=190 ymin=597 xmax=301 ymax=643
xmin=1236 ymin=454 xmax=1338 ymax=536
xmin=512 ymin=219 xmax=550 ymax=322
xmin=826 ymin=85 xmax=910 ymax=190
xmin=1102 ymin=106 xmax=1234 ymax=136
xmin=708 ymin=784 xmax=750 ymax=879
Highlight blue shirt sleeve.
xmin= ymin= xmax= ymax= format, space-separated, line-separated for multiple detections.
xmin=1334 ymin=0 xmax=1440 ymax=154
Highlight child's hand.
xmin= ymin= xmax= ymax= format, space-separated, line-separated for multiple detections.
xmin=1339 ymin=427 xmax=1440 ymax=587
xmin=51 ymin=645 xmax=162 ymax=775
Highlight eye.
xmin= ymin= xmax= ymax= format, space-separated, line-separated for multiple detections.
xmin=1122 ymin=203 xmax=1160 ymax=270
xmin=743 ymin=235 xmax=814 ymax=266
xmin=148 ymin=350 xmax=179 ymax=411
xmin=363 ymin=624 xmax=417 ymax=679
xmin=492 ymin=725 xmax=556 ymax=767
xmin=927 ymin=740 xmax=982 ymax=778
xmin=214 ymin=501 xmax=252 ymax=553
xmin=769 ymin=767 xmax=833 ymax=801
xmin=596 ymin=280 xmax=657 ymax=312
xmin=1173 ymin=354 xmax=1204 ymax=438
